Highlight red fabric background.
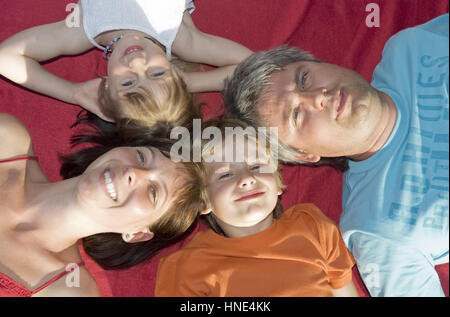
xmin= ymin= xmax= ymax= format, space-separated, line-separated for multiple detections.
xmin=0 ymin=0 xmax=448 ymax=297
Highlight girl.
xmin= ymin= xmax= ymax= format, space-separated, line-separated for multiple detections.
xmin=0 ymin=112 xmax=204 ymax=297
xmin=155 ymin=119 xmax=359 ymax=296
xmin=0 ymin=0 xmax=252 ymax=126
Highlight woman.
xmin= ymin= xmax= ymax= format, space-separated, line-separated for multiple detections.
xmin=0 ymin=113 xmax=203 ymax=297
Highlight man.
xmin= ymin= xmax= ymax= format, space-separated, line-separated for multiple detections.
xmin=223 ymin=14 xmax=449 ymax=296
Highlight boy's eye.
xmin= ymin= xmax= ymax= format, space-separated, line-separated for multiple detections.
xmin=218 ymin=173 xmax=231 ymax=180
xmin=250 ymin=165 xmax=262 ymax=172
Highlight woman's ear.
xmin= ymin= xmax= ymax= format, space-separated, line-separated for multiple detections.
xmin=122 ymin=229 xmax=155 ymax=243
xmin=294 ymin=152 xmax=321 ymax=163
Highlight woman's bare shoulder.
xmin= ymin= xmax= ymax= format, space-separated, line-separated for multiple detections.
xmin=0 ymin=113 xmax=33 ymax=160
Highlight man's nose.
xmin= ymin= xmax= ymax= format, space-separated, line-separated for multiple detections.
xmin=301 ymin=88 xmax=328 ymax=112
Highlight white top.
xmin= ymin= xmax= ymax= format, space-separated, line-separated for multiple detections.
xmin=80 ymin=0 xmax=195 ymax=59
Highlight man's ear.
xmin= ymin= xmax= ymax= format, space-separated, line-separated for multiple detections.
xmin=122 ymin=229 xmax=155 ymax=243
xmin=294 ymin=152 xmax=321 ymax=163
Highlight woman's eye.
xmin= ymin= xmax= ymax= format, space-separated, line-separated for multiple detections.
xmin=293 ymin=109 xmax=299 ymax=121
xmin=136 ymin=149 xmax=145 ymax=164
xmin=149 ymin=186 xmax=157 ymax=203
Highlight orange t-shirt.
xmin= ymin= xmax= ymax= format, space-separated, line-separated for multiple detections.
xmin=155 ymin=203 xmax=355 ymax=297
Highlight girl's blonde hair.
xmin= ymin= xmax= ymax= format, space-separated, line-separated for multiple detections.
xmin=98 ymin=67 xmax=201 ymax=133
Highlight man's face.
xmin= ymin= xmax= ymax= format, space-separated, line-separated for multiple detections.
xmin=257 ymin=61 xmax=383 ymax=160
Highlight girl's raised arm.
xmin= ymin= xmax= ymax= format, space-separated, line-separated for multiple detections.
xmin=172 ymin=12 xmax=253 ymax=92
xmin=0 ymin=18 xmax=100 ymax=114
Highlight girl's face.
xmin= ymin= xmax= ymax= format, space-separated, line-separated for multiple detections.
xmin=106 ymin=33 xmax=173 ymax=107
xmin=204 ymin=139 xmax=281 ymax=231
xmin=77 ymin=146 xmax=186 ymax=235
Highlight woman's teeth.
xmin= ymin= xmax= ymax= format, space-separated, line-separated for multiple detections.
xmin=104 ymin=170 xmax=117 ymax=201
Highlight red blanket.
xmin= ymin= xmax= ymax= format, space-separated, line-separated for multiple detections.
xmin=0 ymin=0 xmax=448 ymax=297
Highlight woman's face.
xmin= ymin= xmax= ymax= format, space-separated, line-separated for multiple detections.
xmin=77 ymin=146 xmax=187 ymax=234
xmin=106 ymin=33 xmax=173 ymax=107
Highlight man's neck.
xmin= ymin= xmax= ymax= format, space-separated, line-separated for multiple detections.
xmin=350 ymin=91 xmax=398 ymax=161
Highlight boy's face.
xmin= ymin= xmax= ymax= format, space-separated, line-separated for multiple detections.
xmin=203 ymin=138 xmax=281 ymax=232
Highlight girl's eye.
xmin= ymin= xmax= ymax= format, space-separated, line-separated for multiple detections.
xmin=136 ymin=149 xmax=145 ymax=165
xmin=151 ymin=70 xmax=166 ymax=78
xmin=293 ymin=109 xmax=299 ymax=121
xmin=122 ymin=80 xmax=135 ymax=87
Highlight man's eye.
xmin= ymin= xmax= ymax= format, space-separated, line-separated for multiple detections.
xmin=301 ymin=72 xmax=308 ymax=86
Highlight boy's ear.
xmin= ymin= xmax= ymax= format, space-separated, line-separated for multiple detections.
xmin=294 ymin=152 xmax=321 ymax=163
xmin=201 ymin=206 xmax=213 ymax=215
xmin=122 ymin=229 xmax=155 ymax=243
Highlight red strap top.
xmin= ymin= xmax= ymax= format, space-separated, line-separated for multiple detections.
xmin=0 ymin=262 xmax=85 ymax=297
xmin=0 ymin=155 xmax=38 ymax=164
xmin=0 ymin=155 xmax=85 ymax=297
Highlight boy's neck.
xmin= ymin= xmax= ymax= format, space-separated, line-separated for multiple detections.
xmin=219 ymin=214 xmax=274 ymax=238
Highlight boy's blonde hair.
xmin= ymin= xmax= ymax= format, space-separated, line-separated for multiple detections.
xmin=197 ymin=118 xmax=285 ymax=235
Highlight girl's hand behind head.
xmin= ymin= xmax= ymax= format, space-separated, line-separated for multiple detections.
xmin=74 ymin=78 xmax=115 ymax=122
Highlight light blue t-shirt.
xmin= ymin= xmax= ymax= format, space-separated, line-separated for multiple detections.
xmin=340 ymin=14 xmax=449 ymax=297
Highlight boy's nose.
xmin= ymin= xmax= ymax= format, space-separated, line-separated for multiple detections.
xmin=238 ymin=171 xmax=256 ymax=188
